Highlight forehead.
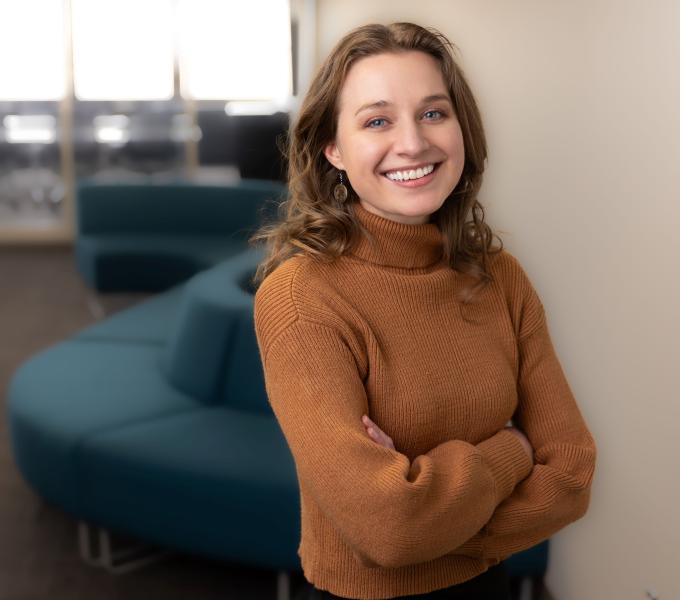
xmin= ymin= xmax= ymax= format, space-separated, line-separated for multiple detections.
xmin=337 ymin=51 xmax=449 ymax=114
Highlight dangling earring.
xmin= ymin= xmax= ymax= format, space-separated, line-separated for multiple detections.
xmin=334 ymin=170 xmax=348 ymax=203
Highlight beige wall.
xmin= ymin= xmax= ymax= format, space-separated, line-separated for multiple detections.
xmin=313 ymin=1 xmax=680 ymax=598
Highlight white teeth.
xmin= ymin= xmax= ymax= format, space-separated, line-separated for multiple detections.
xmin=385 ymin=163 xmax=435 ymax=181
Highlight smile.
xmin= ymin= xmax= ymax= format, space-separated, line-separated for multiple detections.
xmin=382 ymin=162 xmax=441 ymax=187
xmin=384 ymin=163 xmax=437 ymax=181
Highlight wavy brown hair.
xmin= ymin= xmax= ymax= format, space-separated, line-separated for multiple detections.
xmin=248 ymin=22 xmax=503 ymax=303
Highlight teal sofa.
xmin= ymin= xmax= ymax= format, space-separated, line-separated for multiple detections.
xmin=75 ymin=179 xmax=285 ymax=292
xmin=7 ymin=246 xmax=548 ymax=598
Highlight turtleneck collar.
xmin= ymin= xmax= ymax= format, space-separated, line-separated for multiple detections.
xmin=347 ymin=201 xmax=444 ymax=269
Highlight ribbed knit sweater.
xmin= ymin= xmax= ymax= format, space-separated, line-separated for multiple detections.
xmin=253 ymin=201 xmax=597 ymax=599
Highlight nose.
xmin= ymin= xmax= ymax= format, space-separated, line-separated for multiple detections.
xmin=392 ymin=120 xmax=429 ymax=156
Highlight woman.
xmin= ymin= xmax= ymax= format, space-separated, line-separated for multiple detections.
xmin=249 ymin=22 xmax=597 ymax=600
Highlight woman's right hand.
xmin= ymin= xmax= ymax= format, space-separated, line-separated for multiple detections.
xmin=505 ymin=426 xmax=534 ymax=461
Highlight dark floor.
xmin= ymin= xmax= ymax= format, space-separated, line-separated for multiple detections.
xmin=0 ymin=246 xmax=280 ymax=600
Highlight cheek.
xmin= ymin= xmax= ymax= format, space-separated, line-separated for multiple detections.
xmin=439 ymin=124 xmax=465 ymax=157
xmin=342 ymin=134 xmax=386 ymax=175
xmin=346 ymin=138 xmax=389 ymax=174
xmin=452 ymin=125 xmax=466 ymax=157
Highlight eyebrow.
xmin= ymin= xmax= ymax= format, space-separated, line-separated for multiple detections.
xmin=354 ymin=94 xmax=452 ymax=116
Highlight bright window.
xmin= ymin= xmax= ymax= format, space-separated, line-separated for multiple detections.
xmin=0 ymin=0 xmax=66 ymax=100
xmin=71 ymin=0 xmax=175 ymax=101
xmin=0 ymin=0 xmax=293 ymax=102
xmin=177 ymin=0 xmax=292 ymax=101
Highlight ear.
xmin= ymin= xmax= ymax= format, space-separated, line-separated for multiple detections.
xmin=323 ymin=140 xmax=346 ymax=171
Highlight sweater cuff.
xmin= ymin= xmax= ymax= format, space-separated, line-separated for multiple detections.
xmin=477 ymin=429 xmax=534 ymax=503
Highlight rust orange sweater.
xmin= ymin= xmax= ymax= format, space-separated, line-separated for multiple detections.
xmin=253 ymin=201 xmax=597 ymax=599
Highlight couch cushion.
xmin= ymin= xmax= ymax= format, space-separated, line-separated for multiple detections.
xmin=76 ymin=408 xmax=300 ymax=567
xmin=76 ymin=180 xmax=285 ymax=236
xmin=76 ymin=234 xmax=245 ymax=291
xmin=162 ymin=247 xmax=269 ymax=412
xmin=75 ymin=285 xmax=185 ymax=344
xmin=7 ymin=339 xmax=197 ymax=514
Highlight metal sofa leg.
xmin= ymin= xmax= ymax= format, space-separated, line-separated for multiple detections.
xmin=277 ymin=570 xmax=291 ymax=600
xmin=78 ymin=520 xmax=173 ymax=574
xmin=516 ymin=577 xmax=532 ymax=600
xmin=531 ymin=576 xmax=546 ymax=600
xmin=513 ymin=575 xmax=546 ymax=600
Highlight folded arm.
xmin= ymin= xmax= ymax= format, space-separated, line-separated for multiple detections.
xmin=255 ymin=316 xmax=534 ymax=570
xmin=453 ymin=312 xmax=597 ymax=563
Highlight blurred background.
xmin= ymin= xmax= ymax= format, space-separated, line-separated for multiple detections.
xmin=0 ymin=0 xmax=298 ymax=243
xmin=1 ymin=1 xmax=679 ymax=600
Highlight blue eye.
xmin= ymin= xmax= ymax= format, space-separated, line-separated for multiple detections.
xmin=423 ymin=110 xmax=444 ymax=120
xmin=366 ymin=118 xmax=387 ymax=128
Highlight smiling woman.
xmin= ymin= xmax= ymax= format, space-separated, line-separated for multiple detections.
xmin=250 ymin=21 xmax=494 ymax=296
xmin=248 ymin=21 xmax=596 ymax=600
xmin=323 ymin=51 xmax=465 ymax=225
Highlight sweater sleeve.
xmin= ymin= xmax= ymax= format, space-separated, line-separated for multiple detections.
xmin=452 ymin=264 xmax=597 ymax=563
xmin=255 ymin=316 xmax=534 ymax=570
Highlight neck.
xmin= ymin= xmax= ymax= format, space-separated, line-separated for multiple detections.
xmin=347 ymin=201 xmax=444 ymax=270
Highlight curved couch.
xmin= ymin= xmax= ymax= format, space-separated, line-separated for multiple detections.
xmin=75 ymin=179 xmax=285 ymax=292
xmin=7 ymin=246 xmax=548 ymax=596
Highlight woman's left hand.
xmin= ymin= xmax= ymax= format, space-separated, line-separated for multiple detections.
xmin=362 ymin=414 xmax=395 ymax=451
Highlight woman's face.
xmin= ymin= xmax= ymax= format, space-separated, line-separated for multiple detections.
xmin=324 ymin=51 xmax=465 ymax=225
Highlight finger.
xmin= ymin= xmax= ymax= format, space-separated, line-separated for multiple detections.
xmin=367 ymin=426 xmax=383 ymax=442
xmin=362 ymin=417 xmax=393 ymax=447
xmin=372 ymin=426 xmax=390 ymax=446
xmin=368 ymin=424 xmax=384 ymax=439
xmin=368 ymin=428 xmax=391 ymax=449
xmin=363 ymin=416 xmax=379 ymax=433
